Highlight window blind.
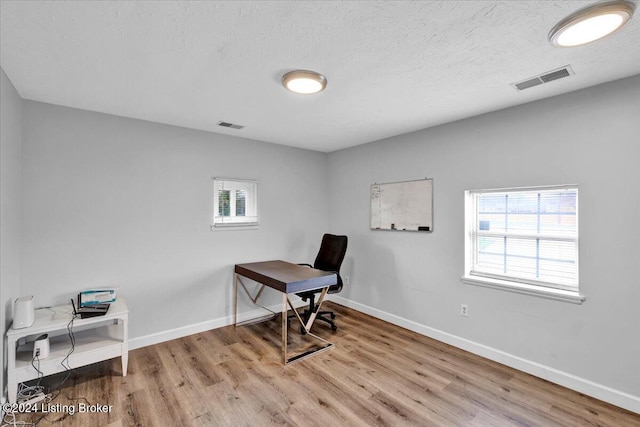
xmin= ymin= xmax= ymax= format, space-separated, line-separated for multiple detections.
xmin=469 ymin=186 xmax=578 ymax=291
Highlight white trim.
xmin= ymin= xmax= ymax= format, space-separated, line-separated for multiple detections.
xmin=464 ymin=184 xmax=580 ymax=293
xmin=469 ymin=270 xmax=578 ymax=292
xmin=212 ymin=178 xmax=258 ymax=228
xmin=129 ymin=314 xmax=232 ymax=350
xmin=129 ymin=301 xmax=305 ymax=350
xmin=461 ymin=275 xmax=585 ymax=304
xmin=211 ymin=223 xmax=259 ymax=231
xmin=467 ymin=183 xmax=578 ymax=194
xmin=211 ymin=177 xmax=258 ymax=184
xmin=329 ymin=295 xmax=639 ymax=414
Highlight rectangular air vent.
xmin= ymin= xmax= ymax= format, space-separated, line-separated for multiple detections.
xmin=512 ymin=65 xmax=574 ymax=91
xmin=514 ymin=78 xmax=543 ymax=91
xmin=217 ymin=121 xmax=244 ymax=130
xmin=539 ymin=67 xmax=571 ymax=83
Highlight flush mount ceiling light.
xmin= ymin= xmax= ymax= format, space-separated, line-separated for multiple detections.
xmin=549 ymin=1 xmax=635 ymax=47
xmin=282 ymin=70 xmax=327 ymax=94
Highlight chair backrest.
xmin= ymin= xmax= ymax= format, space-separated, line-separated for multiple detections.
xmin=313 ymin=234 xmax=348 ymax=275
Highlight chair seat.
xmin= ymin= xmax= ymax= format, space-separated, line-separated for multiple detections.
xmin=296 ymin=283 xmax=341 ymax=299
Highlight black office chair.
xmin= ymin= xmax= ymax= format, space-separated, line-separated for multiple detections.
xmin=292 ymin=233 xmax=348 ymax=333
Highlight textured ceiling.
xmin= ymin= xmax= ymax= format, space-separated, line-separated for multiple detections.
xmin=1 ymin=1 xmax=639 ymax=152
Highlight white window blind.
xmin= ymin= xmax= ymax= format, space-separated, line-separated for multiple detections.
xmin=466 ymin=185 xmax=578 ymax=292
xmin=212 ymin=178 xmax=258 ymax=228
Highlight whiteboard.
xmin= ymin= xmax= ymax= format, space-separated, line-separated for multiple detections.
xmin=371 ymin=178 xmax=433 ymax=232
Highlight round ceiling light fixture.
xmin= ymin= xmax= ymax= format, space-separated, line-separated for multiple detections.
xmin=549 ymin=1 xmax=635 ymax=47
xmin=282 ymin=70 xmax=327 ymax=94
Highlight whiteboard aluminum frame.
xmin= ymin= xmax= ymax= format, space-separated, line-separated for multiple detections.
xmin=370 ymin=178 xmax=434 ymax=233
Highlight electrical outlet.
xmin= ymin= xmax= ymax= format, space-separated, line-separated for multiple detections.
xmin=344 ymin=276 xmax=350 ymax=285
xmin=460 ymin=304 xmax=469 ymax=317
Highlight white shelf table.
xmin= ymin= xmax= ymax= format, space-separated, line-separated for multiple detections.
xmin=6 ymin=298 xmax=128 ymax=403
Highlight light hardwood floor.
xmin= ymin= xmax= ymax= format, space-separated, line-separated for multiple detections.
xmin=10 ymin=302 xmax=640 ymax=426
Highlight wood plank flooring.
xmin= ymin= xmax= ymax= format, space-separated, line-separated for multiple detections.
xmin=10 ymin=302 xmax=640 ymax=426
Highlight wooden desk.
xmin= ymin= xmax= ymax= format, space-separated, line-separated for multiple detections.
xmin=234 ymin=260 xmax=337 ymax=365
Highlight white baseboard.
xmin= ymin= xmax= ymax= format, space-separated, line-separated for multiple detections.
xmin=330 ymin=295 xmax=640 ymax=415
xmin=129 ymin=314 xmax=232 ymax=351
xmin=129 ymin=302 xmax=303 ymax=350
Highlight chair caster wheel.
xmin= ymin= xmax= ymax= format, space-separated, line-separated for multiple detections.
xmin=330 ymin=313 xmax=336 ymax=319
xmin=331 ymin=324 xmax=338 ymax=331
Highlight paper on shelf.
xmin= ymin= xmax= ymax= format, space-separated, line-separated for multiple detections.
xmin=79 ymin=289 xmax=116 ymax=306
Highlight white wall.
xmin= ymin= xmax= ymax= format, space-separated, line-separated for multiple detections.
xmin=328 ymin=75 xmax=640 ymax=409
xmin=0 ymin=68 xmax=22 ymax=399
xmin=20 ymin=101 xmax=329 ymax=340
xmin=8 ymin=73 xmax=640 ymax=411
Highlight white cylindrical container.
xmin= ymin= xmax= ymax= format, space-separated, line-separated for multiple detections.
xmin=13 ymin=296 xmax=35 ymax=329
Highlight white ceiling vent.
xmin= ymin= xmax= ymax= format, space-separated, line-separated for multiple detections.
xmin=512 ymin=65 xmax=574 ymax=91
xmin=217 ymin=121 xmax=244 ymax=130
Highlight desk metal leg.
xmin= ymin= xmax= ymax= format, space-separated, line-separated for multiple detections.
xmin=235 ymin=276 xmax=276 ymax=326
xmin=233 ymin=273 xmax=238 ymax=326
xmin=304 ymin=287 xmax=328 ymax=332
xmin=282 ymin=293 xmax=288 ymax=365
xmin=234 ymin=271 xmax=334 ymax=365
xmin=284 ymin=288 xmax=334 ymax=365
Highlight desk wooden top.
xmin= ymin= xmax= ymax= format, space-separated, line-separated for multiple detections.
xmin=235 ymin=260 xmax=337 ymax=294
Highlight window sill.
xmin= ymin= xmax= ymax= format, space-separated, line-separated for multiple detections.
xmin=211 ymin=223 xmax=259 ymax=231
xmin=461 ymin=275 xmax=585 ymax=304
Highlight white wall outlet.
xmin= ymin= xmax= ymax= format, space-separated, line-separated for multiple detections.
xmin=460 ymin=304 xmax=469 ymax=317
xmin=343 ymin=276 xmax=350 ymax=285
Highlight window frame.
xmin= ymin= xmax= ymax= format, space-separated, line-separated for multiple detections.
xmin=212 ymin=178 xmax=258 ymax=230
xmin=462 ymin=184 xmax=584 ymax=303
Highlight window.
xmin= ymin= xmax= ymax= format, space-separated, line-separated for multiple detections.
xmin=212 ymin=178 xmax=258 ymax=229
xmin=463 ymin=185 xmax=582 ymax=302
